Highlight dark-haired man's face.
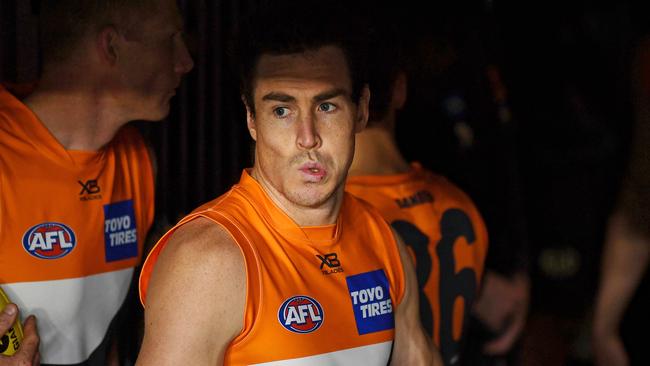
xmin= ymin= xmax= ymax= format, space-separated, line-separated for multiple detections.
xmin=246 ymin=46 xmax=369 ymax=215
xmin=115 ymin=0 xmax=193 ymax=121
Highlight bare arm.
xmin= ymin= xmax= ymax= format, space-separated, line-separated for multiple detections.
xmin=592 ymin=212 xmax=649 ymax=366
xmin=136 ymin=217 xmax=246 ymax=366
xmin=472 ymin=270 xmax=529 ymax=355
xmin=390 ymin=232 xmax=442 ymax=366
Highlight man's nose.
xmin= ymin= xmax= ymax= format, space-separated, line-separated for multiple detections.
xmin=175 ymin=36 xmax=194 ymax=74
xmin=296 ymin=114 xmax=321 ymax=150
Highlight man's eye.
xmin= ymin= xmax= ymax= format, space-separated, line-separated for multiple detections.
xmin=273 ymin=107 xmax=289 ymax=118
xmin=318 ymin=103 xmax=336 ymax=112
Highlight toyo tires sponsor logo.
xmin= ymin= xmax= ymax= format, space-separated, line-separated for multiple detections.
xmin=22 ymin=222 xmax=76 ymax=259
xmin=278 ymin=295 xmax=324 ymax=334
xmin=346 ymin=269 xmax=394 ymax=335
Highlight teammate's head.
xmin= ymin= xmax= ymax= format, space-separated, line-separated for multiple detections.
xmin=234 ymin=0 xmax=370 ymax=214
xmin=38 ymin=0 xmax=194 ymax=121
xmin=40 ymin=0 xmax=151 ymax=67
xmin=233 ymin=0 xmax=369 ymax=116
xmin=365 ymin=6 xmax=408 ymax=126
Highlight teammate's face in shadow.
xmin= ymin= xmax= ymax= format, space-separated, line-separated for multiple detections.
xmin=114 ymin=0 xmax=193 ymax=121
xmin=247 ymin=46 xmax=369 ymax=212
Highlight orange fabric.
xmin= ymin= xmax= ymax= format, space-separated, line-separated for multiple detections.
xmin=346 ymin=163 xmax=488 ymax=355
xmin=140 ymin=170 xmax=405 ymax=365
xmin=0 ymin=85 xmax=155 ymax=283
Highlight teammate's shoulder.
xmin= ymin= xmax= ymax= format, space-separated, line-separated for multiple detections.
xmin=418 ymin=168 xmax=478 ymax=206
xmin=344 ymin=190 xmax=374 ymax=210
xmin=414 ymin=166 xmax=450 ymax=188
xmin=344 ymin=191 xmax=389 ymax=221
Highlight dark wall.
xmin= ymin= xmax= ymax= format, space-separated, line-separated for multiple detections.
xmin=1 ymin=1 xmax=647 ymax=363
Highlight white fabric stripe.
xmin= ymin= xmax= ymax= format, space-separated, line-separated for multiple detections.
xmin=250 ymin=341 xmax=393 ymax=366
xmin=3 ymin=268 xmax=133 ymax=364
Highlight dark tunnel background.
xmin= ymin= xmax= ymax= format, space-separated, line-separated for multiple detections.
xmin=1 ymin=1 xmax=648 ymax=365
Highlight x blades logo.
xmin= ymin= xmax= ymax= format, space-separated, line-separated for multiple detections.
xmin=78 ymin=179 xmax=102 ymax=201
xmin=316 ymin=252 xmax=344 ymax=275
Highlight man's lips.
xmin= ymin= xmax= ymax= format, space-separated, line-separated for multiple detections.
xmin=299 ymin=162 xmax=327 ymax=180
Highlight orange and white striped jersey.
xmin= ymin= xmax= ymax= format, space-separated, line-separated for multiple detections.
xmin=346 ymin=163 xmax=488 ymax=364
xmin=140 ymin=170 xmax=405 ymax=365
xmin=0 ymin=85 xmax=155 ymax=364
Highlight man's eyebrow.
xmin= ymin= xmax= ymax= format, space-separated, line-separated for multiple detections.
xmin=313 ymin=88 xmax=348 ymax=103
xmin=262 ymin=92 xmax=295 ymax=103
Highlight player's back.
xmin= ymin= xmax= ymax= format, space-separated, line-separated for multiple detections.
xmin=346 ymin=162 xmax=488 ymax=365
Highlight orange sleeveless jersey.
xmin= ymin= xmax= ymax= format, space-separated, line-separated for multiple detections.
xmin=346 ymin=163 xmax=488 ymax=364
xmin=140 ymin=170 xmax=405 ymax=365
xmin=0 ymin=85 xmax=154 ymax=364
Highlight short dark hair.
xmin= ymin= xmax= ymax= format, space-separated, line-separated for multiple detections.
xmin=368 ymin=22 xmax=404 ymax=125
xmin=232 ymin=0 xmax=370 ymax=115
xmin=365 ymin=6 xmax=408 ymax=124
xmin=38 ymin=0 xmax=154 ymax=66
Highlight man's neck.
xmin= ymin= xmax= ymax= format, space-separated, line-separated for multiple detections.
xmin=23 ymin=76 xmax=127 ymax=151
xmin=348 ymin=125 xmax=410 ymax=176
xmin=250 ymin=167 xmax=344 ymax=227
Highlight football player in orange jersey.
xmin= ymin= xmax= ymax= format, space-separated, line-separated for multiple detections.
xmin=136 ymin=1 xmax=441 ymax=365
xmin=345 ymin=6 xmax=534 ymax=365
xmin=345 ymin=13 xmax=489 ymax=365
xmin=0 ymin=0 xmax=192 ymax=364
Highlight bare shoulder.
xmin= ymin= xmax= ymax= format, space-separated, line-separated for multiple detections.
xmin=139 ymin=216 xmax=246 ymax=364
xmin=150 ymin=216 xmax=246 ymax=303
xmin=162 ymin=216 xmax=243 ymax=263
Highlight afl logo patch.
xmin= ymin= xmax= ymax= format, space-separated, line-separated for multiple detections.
xmin=278 ymin=295 xmax=324 ymax=334
xmin=22 ymin=222 xmax=76 ymax=259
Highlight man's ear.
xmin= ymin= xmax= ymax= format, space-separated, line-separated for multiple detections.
xmin=97 ymin=25 xmax=119 ymax=66
xmin=243 ymin=96 xmax=257 ymax=141
xmin=354 ymin=85 xmax=370 ymax=133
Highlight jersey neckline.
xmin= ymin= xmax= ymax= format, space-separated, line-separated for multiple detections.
xmin=235 ymin=169 xmax=342 ymax=247
xmin=0 ymin=85 xmax=107 ymax=169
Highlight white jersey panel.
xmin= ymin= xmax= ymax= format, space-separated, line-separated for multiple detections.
xmin=3 ymin=267 xmax=133 ymax=364
xmin=251 ymin=341 xmax=393 ymax=366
